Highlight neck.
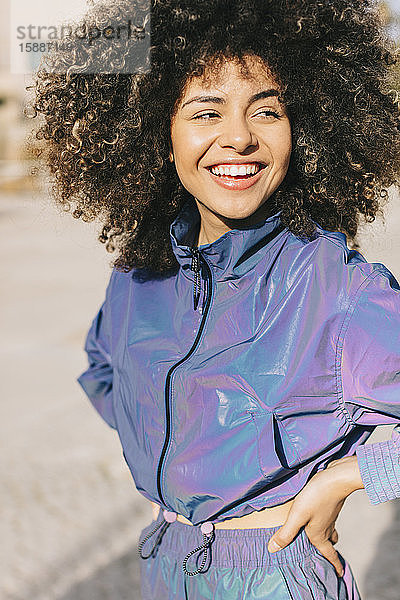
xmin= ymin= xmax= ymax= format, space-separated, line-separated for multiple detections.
xmin=194 ymin=198 xmax=278 ymax=247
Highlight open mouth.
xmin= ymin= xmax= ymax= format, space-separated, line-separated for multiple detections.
xmin=206 ymin=163 xmax=267 ymax=179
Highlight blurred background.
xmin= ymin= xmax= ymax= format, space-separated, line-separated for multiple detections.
xmin=1 ymin=1 xmax=400 ymax=599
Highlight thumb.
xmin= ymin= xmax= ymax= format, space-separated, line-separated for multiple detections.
xmin=267 ymin=518 xmax=301 ymax=553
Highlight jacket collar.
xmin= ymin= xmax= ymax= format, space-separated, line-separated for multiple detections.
xmin=169 ymin=197 xmax=286 ymax=281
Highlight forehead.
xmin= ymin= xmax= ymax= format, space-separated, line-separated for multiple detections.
xmin=178 ymin=55 xmax=279 ymax=103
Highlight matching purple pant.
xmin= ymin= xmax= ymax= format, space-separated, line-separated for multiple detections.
xmin=138 ymin=510 xmax=362 ymax=599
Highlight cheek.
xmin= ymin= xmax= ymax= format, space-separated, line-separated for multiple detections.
xmin=173 ymin=146 xmax=199 ymax=188
xmin=172 ymin=124 xmax=212 ymax=165
xmin=271 ymin=126 xmax=292 ymax=168
xmin=184 ymin=133 xmax=211 ymax=163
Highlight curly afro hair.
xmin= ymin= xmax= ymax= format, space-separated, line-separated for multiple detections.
xmin=28 ymin=0 xmax=400 ymax=275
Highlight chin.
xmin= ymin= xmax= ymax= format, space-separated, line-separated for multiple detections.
xmin=222 ymin=204 xmax=268 ymax=222
xmin=213 ymin=200 xmax=263 ymax=217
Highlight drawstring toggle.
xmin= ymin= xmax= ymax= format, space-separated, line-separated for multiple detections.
xmin=182 ymin=520 xmax=215 ymax=576
xmin=138 ymin=509 xmax=177 ymax=559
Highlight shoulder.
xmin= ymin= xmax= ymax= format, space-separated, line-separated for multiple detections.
xmin=107 ymin=266 xmax=134 ymax=297
xmin=102 ymin=267 xmax=138 ymax=321
xmin=105 ymin=264 xmax=176 ymax=309
xmin=343 ymin=261 xmax=400 ymax=342
xmin=281 ymin=222 xmax=399 ymax=306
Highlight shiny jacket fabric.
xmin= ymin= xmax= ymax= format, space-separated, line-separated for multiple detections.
xmin=78 ymin=197 xmax=400 ymax=526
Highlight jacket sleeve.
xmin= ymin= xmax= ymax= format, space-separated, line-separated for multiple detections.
xmin=340 ymin=266 xmax=400 ymax=504
xmin=77 ymin=270 xmax=117 ymax=429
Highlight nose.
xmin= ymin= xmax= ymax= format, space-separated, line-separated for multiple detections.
xmin=217 ymin=115 xmax=258 ymax=153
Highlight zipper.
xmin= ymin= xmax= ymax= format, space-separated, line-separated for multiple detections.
xmin=156 ymin=247 xmax=213 ymax=506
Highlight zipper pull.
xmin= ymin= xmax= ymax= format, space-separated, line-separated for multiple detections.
xmin=190 ymin=247 xmax=201 ymax=311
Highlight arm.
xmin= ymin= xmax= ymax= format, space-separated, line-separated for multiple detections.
xmin=268 ymin=266 xmax=400 ymax=575
xmin=340 ymin=267 xmax=400 ymax=504
xmin=77 ymin=270 xmax=117 ymax=429
xmin=267 ymin=455 xmax=364 ymax=577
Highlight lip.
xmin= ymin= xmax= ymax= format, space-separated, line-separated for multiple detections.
xmin=205 ymin=164 xmax=268 ymax=190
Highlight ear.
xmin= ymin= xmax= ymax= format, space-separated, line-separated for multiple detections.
xmin=168 ymin=138 xmax=174 ymax=163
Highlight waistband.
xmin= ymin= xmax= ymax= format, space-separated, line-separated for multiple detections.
xmin=162 ymin=520 xmax=318 ymax=567
xmin=138 ymin=509 xmax=320 ymax=572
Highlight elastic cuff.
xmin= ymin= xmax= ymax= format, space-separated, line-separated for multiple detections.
xmin=356 ymin=441 xmax=400 ymax=505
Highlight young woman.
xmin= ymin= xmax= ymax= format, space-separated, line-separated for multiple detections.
xmin=30 ymin=0 xmax=400 ymax=597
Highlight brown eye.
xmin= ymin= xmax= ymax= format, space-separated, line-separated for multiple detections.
xmin=192 ymin=112 xmax=219 ymax=120
xmin=255 ymin=110 xmax=282 ymax=119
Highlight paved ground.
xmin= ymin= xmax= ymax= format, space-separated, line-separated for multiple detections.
xmin=1 ymin=185 xmax=400 ymax=599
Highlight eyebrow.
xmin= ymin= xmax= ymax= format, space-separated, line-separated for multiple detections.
xmin=181 ymin=89 xmax=280 ymax=109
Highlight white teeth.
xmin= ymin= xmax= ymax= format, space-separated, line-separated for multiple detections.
xmin=209 ymin=164 xmax=262 ymax=177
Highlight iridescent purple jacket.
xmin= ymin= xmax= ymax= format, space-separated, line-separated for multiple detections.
xmin=78 ymin=198 xmax=400 ymax=525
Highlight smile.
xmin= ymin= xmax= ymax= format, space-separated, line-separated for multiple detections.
xmin=205 ymin=163 xmax=268 ymax=190
xmin=208 ymin=163 xmax=265 ymax=177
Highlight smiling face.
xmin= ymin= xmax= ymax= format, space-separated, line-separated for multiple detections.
xmin=169 ymin=54 xmax=292 ymax=242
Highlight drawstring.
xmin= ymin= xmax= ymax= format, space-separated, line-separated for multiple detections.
xmin=182 ymin=521 xmax=215 ymax=576
xmin=190 ymin=247 xmax=201 ymax=311
xmin=201 ymin=270 xmax=208 ymax=313
xmin=138 ymin=509 xmax=216 ymax=577
xmin=138 ymin=509 xmax=177 ymax=559
xmin=138 ymin=510 xmax=215 ymax=576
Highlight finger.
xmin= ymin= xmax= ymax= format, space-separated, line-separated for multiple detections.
xmin=268 ymin=512 xmax=307 ymax=553
xmin=314 ymin=540 xmax=344 ymax=577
